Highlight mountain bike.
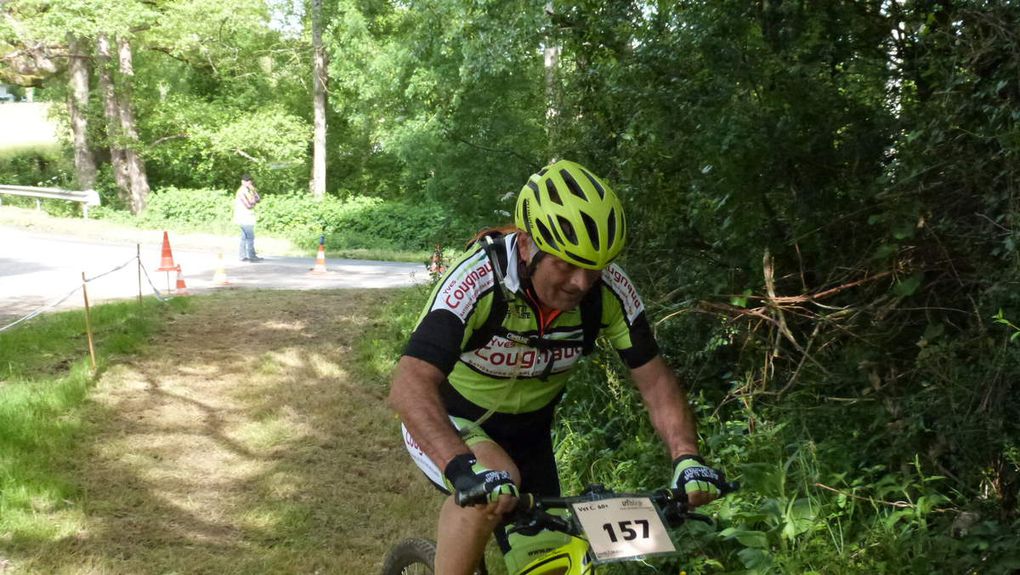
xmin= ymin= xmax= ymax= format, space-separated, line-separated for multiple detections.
xmin=380 ymin=482 xmax=738 ymax=575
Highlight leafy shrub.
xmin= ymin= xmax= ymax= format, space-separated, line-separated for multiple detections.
xmin=92 ymin=187 xmax=474 ymax=253
xmin=142 ymin=97 xmax=310 ymax=192
xmin=0 ymin=145 xmax=87 ymax=217
xmin=0 ymin=144 xmax=73 ymax=188
xmin=134 ymin=186 xmax=234 ymax=233
xmin=257 ymin=193 xmax=471 ymax=251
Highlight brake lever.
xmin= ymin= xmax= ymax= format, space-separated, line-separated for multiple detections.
xmin=508 ymin=508 xmax=575 ymax=536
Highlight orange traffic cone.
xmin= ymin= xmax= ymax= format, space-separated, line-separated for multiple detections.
xmin=310 ymin=236 xmax=328 ymax=274
xmin=157 ymin=231 xmax=177 ymax=271
xmin=174 ymin=265 xmax=190 ymax=295
xmin=213 ymin=252 xmax=230 ymax=285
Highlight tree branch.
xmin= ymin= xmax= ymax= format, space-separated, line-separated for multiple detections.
xmin=151 ymin=133 xmax=189 ymax=146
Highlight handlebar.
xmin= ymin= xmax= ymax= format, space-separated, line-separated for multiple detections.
xmin=499 ymin=481 xmax=740 ymax=538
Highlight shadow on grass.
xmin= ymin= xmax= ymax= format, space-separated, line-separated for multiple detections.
xmin=4 ymin=289 xmax=441 ymax=574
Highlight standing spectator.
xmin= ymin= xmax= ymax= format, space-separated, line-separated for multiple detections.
xmin=234 ymin=174 xmax=262 ymax=262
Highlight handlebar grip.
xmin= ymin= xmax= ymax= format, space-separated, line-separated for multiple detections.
xmin=455 ymin=485 xmax=488 ymax=507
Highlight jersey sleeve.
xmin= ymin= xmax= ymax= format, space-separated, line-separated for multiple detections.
xmin=404 ymin=249 xmax=496 ymax=374
xmin=599 ymin=265 xmax=660 ymax=369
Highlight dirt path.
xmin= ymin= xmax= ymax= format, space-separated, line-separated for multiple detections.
xmin=22 ymin=290 xmax=442 ymax=574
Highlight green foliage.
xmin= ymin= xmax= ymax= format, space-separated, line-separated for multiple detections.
xmin=133 ymin=186 xmax=234 ymax=232
xmin=256 ymin=193 xmax=472 ymax=251
xmin=94 ymin=186 xmax=474 ymax=252
xmin=0 ymin=144 xmax=73 ymax=187
xmin=994 ymin=310 xmax=1020 ymax=343
xmin=546 ymin=2 xmax=1020 ymax=573
xmin=142 ymin=98 xmax=311 ymax=193
xmin=326 ymin=0 xmax=546 ymax=221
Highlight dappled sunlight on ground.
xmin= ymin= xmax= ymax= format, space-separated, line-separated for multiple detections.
xmin=10 ymin=290 xmax=442 ymax=574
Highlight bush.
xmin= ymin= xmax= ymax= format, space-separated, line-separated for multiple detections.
xmin=257 ymin=193 xmax=471 ymax=251
xmin=0 ymin=144 xmax=74 ymax=188
xmin=134 ymin=186 xmax=235 ymax=233
xmin=93 ymin=187 xmax=475 ymax=253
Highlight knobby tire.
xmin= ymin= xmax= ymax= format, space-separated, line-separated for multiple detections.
xmin=381 ymin=538 xmax=437 ymax=575
xmin=380 ymin=537 xmax=488 ymax=575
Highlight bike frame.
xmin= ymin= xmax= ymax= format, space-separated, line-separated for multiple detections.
xmin=508 ymin=530 xmax=594 ymax=575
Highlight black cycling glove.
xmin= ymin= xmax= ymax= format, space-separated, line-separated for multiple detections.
xmin=672 ymin=454 xmax=726 ymax=500
xmin=444 ymin=453 xmax=519 ymax=507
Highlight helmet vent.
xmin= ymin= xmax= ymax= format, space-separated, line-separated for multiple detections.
xmin=536 ymin=219 xmax=558 ymax=249
xmin=546 ymin=181 xmax=563 ymax=205
xmin=606 ymin=208 xmax=617 ymax=250
xmin=580 ymin=169 xmax=606 ymax=199
xmin=565 ymin=250 xmax=597 ymax=267
xmin=527 ymin=181 xmax=541 ymax=203
xmin=580 ymin=212 xmax=599 ymax=251
xmin=521 ymin=199 xmax=534 ymax=234
xmin=557 ymin=215 xmax=577 ymax=245
xmin=560 ymin=169 xmax=588 ymax=200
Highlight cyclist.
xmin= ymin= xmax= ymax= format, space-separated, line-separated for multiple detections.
xmin=388 ymin=160 xmax=727 ymax=575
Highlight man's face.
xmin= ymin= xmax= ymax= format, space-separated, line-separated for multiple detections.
xmin=530 ymin=252 xmax=602 ymax=311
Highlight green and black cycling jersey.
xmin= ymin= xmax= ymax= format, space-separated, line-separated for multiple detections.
xmin=404 ymin=232 xmax=659 ymax=414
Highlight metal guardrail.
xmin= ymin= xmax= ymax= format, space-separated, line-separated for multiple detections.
xmin=0 ymin=184 xmax=101 ymax=218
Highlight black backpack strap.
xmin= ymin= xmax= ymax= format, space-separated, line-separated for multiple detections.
xmin=464 ymin=234 xmax=510 ymax=352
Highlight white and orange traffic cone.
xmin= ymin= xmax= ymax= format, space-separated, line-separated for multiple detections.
xmin=174 ymin=265 xmax=190 ymax=295
xmin=213 ymin=252 xmax=230 ymax=286
xmin=157 ymin=231 xmax=177 ymax=271
xmin=310 ymin=235 xmax=328 ymax=274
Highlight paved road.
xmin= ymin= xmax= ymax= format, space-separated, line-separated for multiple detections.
xmin=0 ymin=226 xmax=429 ymax=323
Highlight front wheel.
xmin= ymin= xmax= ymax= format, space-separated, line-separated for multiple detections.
xmin=381 ymin=538 xmax=437 ymax=575
xmin=380 ymin=537 xmax=488 ymax=575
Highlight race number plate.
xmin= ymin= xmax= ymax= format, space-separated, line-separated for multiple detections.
xmin=571 ymin=496 xmax=677 ymax=563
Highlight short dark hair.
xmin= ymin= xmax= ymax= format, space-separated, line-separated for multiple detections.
xmin=241 ymin=173 xmax=253 ymax=182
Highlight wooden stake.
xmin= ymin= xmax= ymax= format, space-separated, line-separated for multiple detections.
xmin=82 ymin=272 xmax=97 ymax=371
xmin=137 ymin=243 xmax=143 ymax=306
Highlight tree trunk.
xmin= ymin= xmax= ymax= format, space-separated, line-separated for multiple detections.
xmin=310 ymin=0 xmax=328 ymax=199
xmin=116 ymin=37 xmax=150 ymax=214
xmin=96 ymin=34 xmax=130 ymax=199
xmin=67 ymin=35 xmax=97 ymax=189
xmin=544 ymin=1 xmax=560 ymax=159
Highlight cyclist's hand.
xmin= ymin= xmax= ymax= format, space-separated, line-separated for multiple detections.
xmin=672 ymin=455 xmax=726 ymax=507
xmin=444 ymin=453 xmax=519 ymax=508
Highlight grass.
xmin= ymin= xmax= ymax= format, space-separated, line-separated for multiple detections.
xmin=0 ymin=289 xmax=443 ymax=574
xmin=0 ymin=299 xmax=175 ymax=552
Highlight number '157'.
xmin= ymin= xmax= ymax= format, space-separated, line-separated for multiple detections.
xmin=601 ymin=519 xmax=649 ymax=542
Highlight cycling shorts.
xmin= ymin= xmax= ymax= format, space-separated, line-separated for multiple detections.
xmin=401 ymin=380 xmax=562 ymax=497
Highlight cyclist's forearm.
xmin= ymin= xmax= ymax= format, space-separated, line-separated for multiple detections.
xmin=631 ymin=356 xmax=701 ymax=458
xmin=387 ymin=355 xmax=470 ymax=468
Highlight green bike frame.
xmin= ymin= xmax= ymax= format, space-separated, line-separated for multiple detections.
xmin=511 ymin=536 xmax=593 ymax=575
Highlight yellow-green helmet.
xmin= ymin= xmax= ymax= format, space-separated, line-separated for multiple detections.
xmin=515 ymin=160 xmax=626 ymax=270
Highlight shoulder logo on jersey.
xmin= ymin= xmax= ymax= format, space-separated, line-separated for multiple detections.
xmin=434 ymin=253 xmax=494 ymax=321
xmin=602 ymin=264 xmax=644 ymax=324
